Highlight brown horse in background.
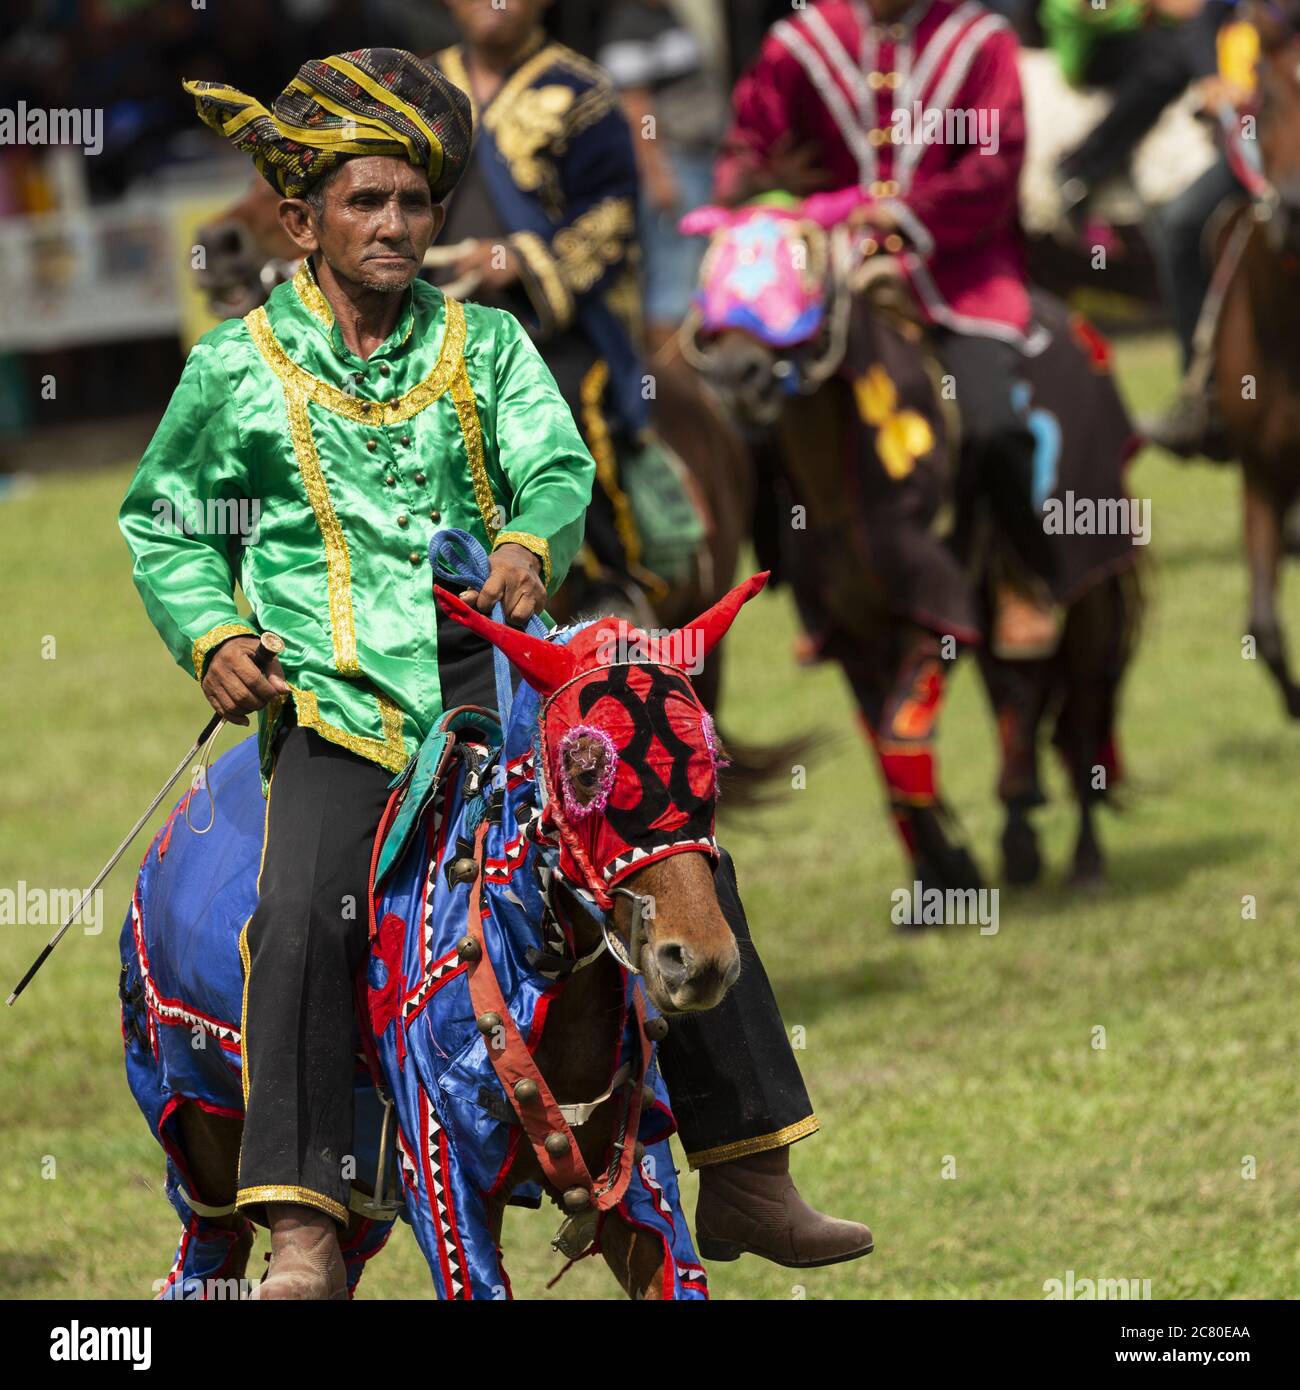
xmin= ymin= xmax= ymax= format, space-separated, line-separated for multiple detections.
xmin=1214 ymin=6 xmax=1300 ymax=715
xmin=682 ymin=213 xmax=1141 ymax=893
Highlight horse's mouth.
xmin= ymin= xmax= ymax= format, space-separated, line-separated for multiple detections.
xmin=687 ymin=328 xmax=792 ymax=427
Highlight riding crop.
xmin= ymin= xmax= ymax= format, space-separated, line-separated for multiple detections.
xmin=5 ymin=631 xmax=286 ymax=1006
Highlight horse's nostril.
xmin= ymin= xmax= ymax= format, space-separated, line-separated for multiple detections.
xmin=655 ymin=942 xmax=691 ymax=990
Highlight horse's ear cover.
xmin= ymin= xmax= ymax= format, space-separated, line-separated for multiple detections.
xmin=433 ymin=586 xmax=576 ymax=694
xmin=644 ymin=571 xmax=769 ymax=666
xmin=432 ymin=572 xmax=770 ymax=693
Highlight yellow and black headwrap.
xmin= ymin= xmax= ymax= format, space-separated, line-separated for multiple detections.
xmin=184 ymin=48 xmax=472 ymax=201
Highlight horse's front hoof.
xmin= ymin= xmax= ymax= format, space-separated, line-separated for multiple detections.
xmin=1067 ymin=859 xmax=1105 ymax=892
xmin=1002 ymin=820 xmax=1042 ymax=886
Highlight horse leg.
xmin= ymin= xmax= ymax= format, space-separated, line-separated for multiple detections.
xmin=1052 ymin=577 xmax=1131 ymax=887
xmin=974 ymin=643 xmax=1051 ymax=885
xmin=174 ymin=1104 xmax=249 ymax=1249
xmin=1243 ymin=469 xmax=1300 ymax=717
xmin=598 ymin=1211 xmax=670 ymax=1300
xmin=859 ymin=630 xmax=983 ymax=900
xmin=161 ymin=1105 xmax=255 ymax=1298
xmin=839 ymin=625 xmax=978 ymax=895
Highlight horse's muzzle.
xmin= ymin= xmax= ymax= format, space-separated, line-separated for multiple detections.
xmin=644 ymin=934 xmax=741 ymax=1014
xmin=691 ymin=332 xmax=787 ymax=428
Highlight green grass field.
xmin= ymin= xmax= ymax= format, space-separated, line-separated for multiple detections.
xmin=2 ymin=334 xmax=1298 ymax=1300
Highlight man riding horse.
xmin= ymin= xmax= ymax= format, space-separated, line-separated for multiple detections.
xmin=119 ymin=45 xmax=869 ymax=1298
xmin=714 ymin=0 xmax=1061 ymax=660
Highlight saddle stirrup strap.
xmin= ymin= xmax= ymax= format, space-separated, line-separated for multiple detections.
xmin=358 ymin=1092 xmax=402 ymax=1219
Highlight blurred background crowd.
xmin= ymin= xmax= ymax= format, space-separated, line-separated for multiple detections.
xmin=0 ymin=0 xmax=1248 ymax=473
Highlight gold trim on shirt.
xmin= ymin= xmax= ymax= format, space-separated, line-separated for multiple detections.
xmin=435 ymin=45 xmax=473 ymax=111
xmin=288 ymin=685 xmax=410 ymax=774
xmin=245 ymin=293 xmax=467 ymax=425
xmin=448 ymin=361 xmax=497 ymax=542
xmin=435 ymin=33 xmax=552 ymax=127
xmin=494 ymin=531 xmax=552 ymax=588
xmin=283 ymin=390 xmax=360 ymax=674
xmin=191 ymin=621 xmax=257 ymax=682
xmin=292 ymin=260 xmax=334 ymax=330
xmin=554 ymin=197 xmax=636 ymax=295
xmin=509 ymin=231 xmax=574 ymax=334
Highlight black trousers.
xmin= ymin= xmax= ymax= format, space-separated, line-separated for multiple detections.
xmin=937 ymin=331 xmax=1058 ymax=587
xmin=656 ymin=848 xmax=815 ymax=1165
xmin=1151 ymin=154 xmax=1241 ymax=368
xmin=235 ymin=718 xmax=813 ymax=1224
xmin=235 ymin=721 xmax=393 ymax=1225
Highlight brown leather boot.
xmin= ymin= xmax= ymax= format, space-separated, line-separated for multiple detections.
xmin=694 ymin=1145 xmax=873 ymax=1269
xmin=249 ymin=1204 xmax=348 ymax=1300
xmin=991 ymin=583 xmax=1062 ymax=662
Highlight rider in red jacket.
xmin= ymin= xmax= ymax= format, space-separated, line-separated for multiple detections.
xmin=716 ymin=0 xmax=1060 ymax=657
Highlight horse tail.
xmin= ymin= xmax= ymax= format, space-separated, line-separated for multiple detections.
xmin=715 ymin=727 xmax=826 ymax=806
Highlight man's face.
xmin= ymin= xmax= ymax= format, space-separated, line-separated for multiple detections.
xmin=867 ymin=0 xmax=914 ymax=21
xmin=284 ymin=156 xmax=444 ymax=293
xmin=443 ymin=0 xmax=551 ymax=49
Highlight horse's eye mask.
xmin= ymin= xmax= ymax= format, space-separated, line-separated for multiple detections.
xmin=546 ymin=663 xmax=723 ymax=887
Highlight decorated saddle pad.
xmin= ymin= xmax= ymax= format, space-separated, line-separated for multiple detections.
xmin=119 ymin=734 xmax=396 ymax=1297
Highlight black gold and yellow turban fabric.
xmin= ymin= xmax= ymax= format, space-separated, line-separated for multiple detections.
xmin=183 ymin=48 xmax=472 ymax=201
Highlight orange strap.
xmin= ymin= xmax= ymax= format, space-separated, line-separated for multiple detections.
xmin=462 ymin=822 xmax=651 ymax=1211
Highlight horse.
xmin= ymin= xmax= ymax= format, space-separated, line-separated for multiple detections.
xmin=120 ymin=544 xmax=766 ymax=1299
xmin=1211 ymin=5 xmax=1300 ymax=716
xmin=679 ymin=204 xmax=1142 ymax=891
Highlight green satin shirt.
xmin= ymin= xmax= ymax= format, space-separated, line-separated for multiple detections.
xmin=120 ymin=261 xmax=595 ymax=775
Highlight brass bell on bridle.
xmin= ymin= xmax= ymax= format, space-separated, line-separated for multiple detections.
xmin=641 ymin=1084 xmax=656 ymax=1110
xmin=476 ymin=1011 xmax=502 ymax=1036
xmin=448 ymin=856 xmax=479 ymax=885
xmin=644 ymin=1015 xmax=669 ymax=1042
xmin=513 ymin=1078 xmax=539 ymax=1105
xmin=562 ymin=1186 xmax=592 ymax=1213
xmin=456 ymin=936 xmax=481 ymax=964
xmin=544 ymin=1131 xmax=569 ymax=1158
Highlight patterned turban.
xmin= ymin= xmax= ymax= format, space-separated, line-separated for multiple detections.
xmin=183 ymin=48 xmax=472 ymax=201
